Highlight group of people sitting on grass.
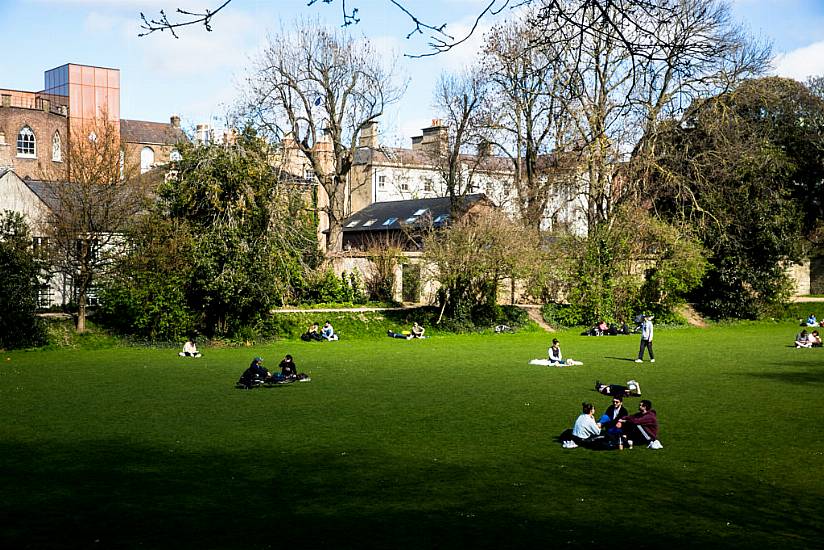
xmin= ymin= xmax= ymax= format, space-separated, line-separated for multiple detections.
xmin=236 ymin=355 xmax=311 ymax=388
xmin=301 ymin=321 xmax=339 ymax=342
xmin=387 ymin=322 xmax=426 ymax=340
xmin=559 ymin=391 xmax=661 ymax=451
xmin=795 ymin=329 xmax=822 ymax=348
xmin=581 ymin=318 xmax=632 ymax=336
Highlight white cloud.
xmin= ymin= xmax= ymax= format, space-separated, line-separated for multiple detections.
xmin=773 ymin=40 xmax=824 ymax=80
xmin=133 ymin=10 xmax=263 ymax=77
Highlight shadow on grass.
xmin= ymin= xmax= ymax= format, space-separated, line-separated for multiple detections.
xmin=738 ymin=365 xmax=824 ymax=386
xmin=1 ymin=439 xmax=822 ymax=549
xmin=605 ymin=356 xmax=639 ymax=362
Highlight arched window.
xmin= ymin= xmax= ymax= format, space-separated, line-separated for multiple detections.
xmin=17 ymin=126 xmax=36 ymax=157
xmin=52 ymin=131 xmax=62 ymax=162
xmin=140 ymin=146 xmax=155 ymax=174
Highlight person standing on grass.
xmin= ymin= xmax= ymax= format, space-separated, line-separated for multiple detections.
xmin=635 ymin=314 xmax=654 ymax=363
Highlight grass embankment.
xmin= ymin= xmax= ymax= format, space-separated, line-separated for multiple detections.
xmin=1 ymin=322 xmax=822 ymax=548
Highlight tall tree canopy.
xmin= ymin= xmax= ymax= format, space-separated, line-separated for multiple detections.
xmin=648 ymin=77 xmax=824 ymax=318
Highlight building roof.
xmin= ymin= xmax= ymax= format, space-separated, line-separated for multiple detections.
xmin=120 ymin=119 xmax=187 ymax=146
xmin=23 ymin=179 xmax=62 ymax=212
xmin=342 ymin=193 xmax=490 ymax=233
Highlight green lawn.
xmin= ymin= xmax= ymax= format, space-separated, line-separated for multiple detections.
xmin=1 ymin=322 xmax=823 ymax=549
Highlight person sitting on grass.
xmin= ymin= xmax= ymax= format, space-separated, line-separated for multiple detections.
xmin=410 ymin=322 xmax=426 ymax=339
xmin=805 ymin=313 xmax=818 ymax=327
xmin=389 ymin=322 xmax=427 ymax=340
xmin=321 ymin=321 xmax=339 ymax=341
xmin=560 ymin=403 xmax=603 ymax=449
xmin=811 ymin=331 xmax=822 ymax=348
xmin=301 ymin=323 xmax=323 ymax=342
xmin=548 ymin=338 xmax=565 ymax=364
xmin=616 ymin=399 xmax=661 ymax=449
xmin=237 ymin=357 xmax=271 ymax=388
xmin=272 ymin=354 xmax=311 ymax=383
xmin=796 ymin=329 xmax=813 ymax=348
xmin=178 ymin=337 xmax=202 ymax=358
xmin=599 ymin=395 xmax=629 ymax=433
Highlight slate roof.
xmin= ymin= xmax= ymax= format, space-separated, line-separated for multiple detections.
xmin=342 ymin=193 xmax=490 ymax=233
xmin=120 ymin=119 xmax=187 ymax=146
xmin=23 ymin=179 xmax=62 ymax=212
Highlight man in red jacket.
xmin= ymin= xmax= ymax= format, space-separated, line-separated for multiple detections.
xmin=617 ymin=399 xmax=659 ymax=448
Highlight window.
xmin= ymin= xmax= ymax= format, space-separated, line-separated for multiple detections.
xmin=362 ymin=218 xmax=378 ymax=227
xmin=52 ymin=132 xmax=62 ymax=162
xmin=405 ymin=217 xmax=417 ymax=224
xmin=423 ymin=180 xmax=433 ymax=192
xmin=304 ymin=168 xmax=314 ymax=181
xmin=433 ymin=214 xmax=449 ymax=224
xmin=382 ymin=217 xmax=398 ymax=226
xmin=346 ymin=220 xmax=360 ymax=228
xmin=32 ymin=237 xmax=49 ymax=259
xmin=413 ymin=209 xmax=428 ymax=216
xmin=378 ymin=175 xmax=386 ymax=188
xmin=37 ymin=284 xmax=53 ymax=309
xmin=17 ymin=126 xmax=36 ymax=157
xmin=400 ymin=182 xmax=409 ymax=191
xmin=170 ymin=148 xmax=182 ymax=162
xmin=140 ymin=146 xmax=155 ymax=174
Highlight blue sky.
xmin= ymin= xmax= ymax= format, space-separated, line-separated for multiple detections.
xmin=2 ymin=0 xmax=824 ymax=144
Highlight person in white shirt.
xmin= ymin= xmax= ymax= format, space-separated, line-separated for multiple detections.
xmin=561 ymin=403 xmax=603 ymax=448
xmin=635 ymin=314 xmax=655 ymax=363
xmin=179 ymin=337 xmax=202 ymax=358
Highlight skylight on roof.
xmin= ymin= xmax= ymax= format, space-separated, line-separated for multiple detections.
xmin=362 ymin=218 xmax=378 ymax=227
xmin=413 ymin=208 xmax=428 ymax=216
xmin=433 ymin=214 xmax=449 ymax=223
xmin=382 ymin=217 xmax=398 ymax=226
xmin=346 ymin=220 xmax=360 ymax=228
xmin=405 ymin=217 xmax=417 ymax=223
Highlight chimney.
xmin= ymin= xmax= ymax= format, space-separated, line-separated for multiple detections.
xmin=170 ymin=114 xmax=181 ymax=128
xmin=413 ymin=119 xmax=448 ymax=153
xmin=477 ymin=140 xmax=492 ymax=157
xmin=358 ymin=121 xmax=378 ymax=148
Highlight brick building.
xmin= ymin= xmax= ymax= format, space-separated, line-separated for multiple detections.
xmin=0 ymin=63 xmax=186 ymax=180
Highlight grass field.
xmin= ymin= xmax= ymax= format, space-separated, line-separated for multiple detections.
xmin=1 ymin=321 xmax=823 ymax=549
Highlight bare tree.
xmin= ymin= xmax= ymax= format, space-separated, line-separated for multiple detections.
xmin=526 ymin=0 xmax=769 ymax=233
xmin=243 ymin=20 xmax=404 ymax=252
xmin=482 ymin=12 xmax=580 ymax=232
xmin=44 ymin=118 xmax=150 ymax=332
xmin=430 ymin=69 xmax=492 ymax=214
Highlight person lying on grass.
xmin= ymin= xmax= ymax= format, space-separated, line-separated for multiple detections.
xmin=595 ymin=380 xmax=641 ymax=398
xmin=387 ymin=322 xmax=426 ymax=340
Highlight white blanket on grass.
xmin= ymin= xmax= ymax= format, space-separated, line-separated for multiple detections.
xmin=529 ymin=359 xmax=583 ymax=366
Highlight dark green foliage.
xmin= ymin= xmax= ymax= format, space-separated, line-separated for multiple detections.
xmin=650 ymin=77 xmax=815 ymax=318
xmin=0 ymin=212 xmax=47 ymax=349
xmin=296 ymin=269 xmax=369 ymax=305
xmin=97 ymin=216 xmax=195 ymax=341
xmin=105 ymin=130 xmax=321 ymax=338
